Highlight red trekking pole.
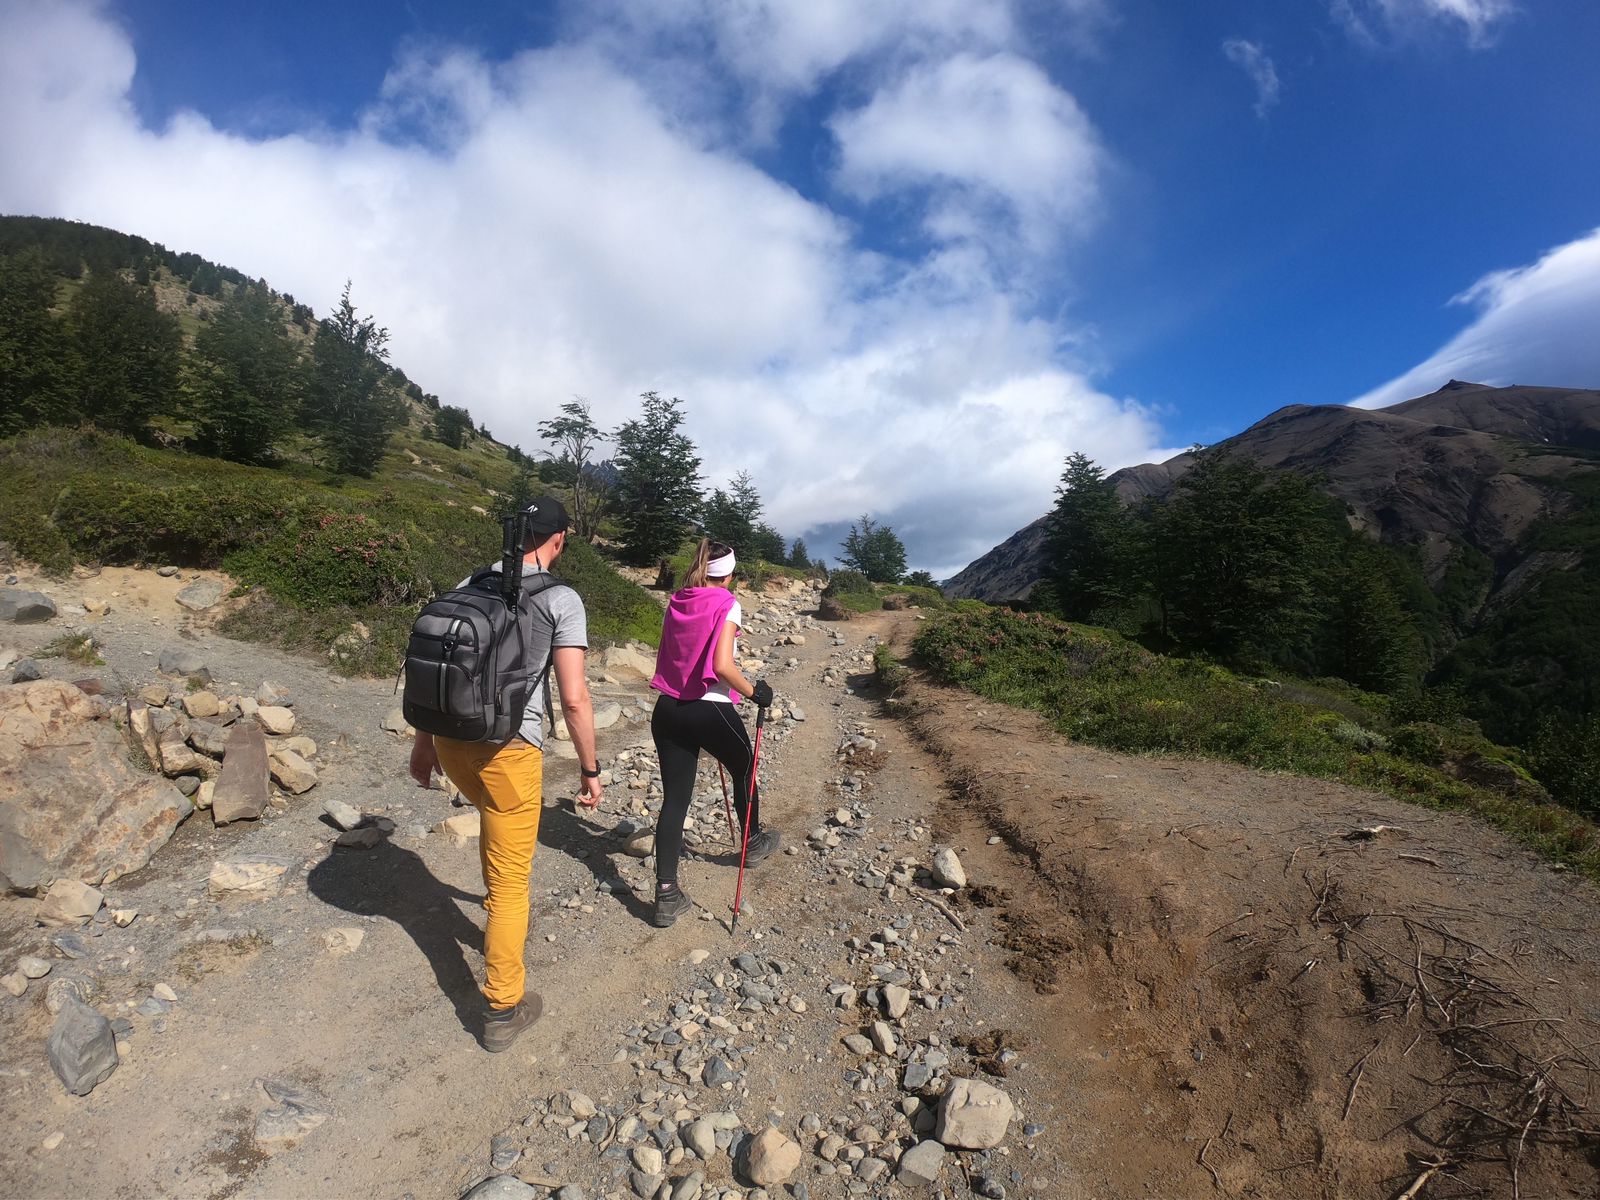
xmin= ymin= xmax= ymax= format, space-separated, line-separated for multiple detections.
xmin=729 ymin=705 xmax=767 ymax=937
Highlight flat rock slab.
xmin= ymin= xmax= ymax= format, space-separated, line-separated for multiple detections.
xmin=176 ymin=578 xmax=225 ymax=610
xmin=37 ymin=879 xmax=103 ymax=926
xmin=212 ymin=725 xmax=270 ymax=825
xmin=208 ymin=855 xmax=291 ymax=895
xmin=157 ymin=646 xmax=210 ymax=680
xmin=0 ymin=588 xmax=56 ymax=623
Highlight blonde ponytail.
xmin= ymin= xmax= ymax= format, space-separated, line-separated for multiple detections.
xmin=682 ymin=538 xmax=733 ymax=589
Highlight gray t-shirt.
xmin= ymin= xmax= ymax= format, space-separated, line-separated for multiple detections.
xmin=458 ymin=564 xmax=588 ymax=748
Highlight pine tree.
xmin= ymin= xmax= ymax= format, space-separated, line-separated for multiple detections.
xmin=612 ymin=391 xmax=702 ymax=565
xmin=66 ymin=268 xmax=183 ymax=438
xmin=1043 ymin=452 xmax=1131 ymax=621
xmin=0 ymin=249 xmax=72 ymax=435
xmin=788 ymin=538 xmax=811 ymax=569
xmin=304 ymin=283 xmax=400 ymax=477
xmin=840 ymin=514 xmax=907 ymax=583
xmin=188 ymin=285 xmax=300 ymax=464
xmin=1146 ymin=452 xmax=1336 ymax=659
xmin=428 ymin=405 xmax=474 ymax=449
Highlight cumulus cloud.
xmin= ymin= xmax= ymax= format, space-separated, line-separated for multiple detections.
xmin=830 ymin=52 xmax=1104 ymax=258
xmin=1222 ymin=39 xmax=1280 ymax=119
xmin=1351 ymin=228 xmax=1600 ymax=410
xmin=0 ymin=0 xmax=1162 ymax=578
xmin=1329 ymin=0 xmax=1518 ymax=48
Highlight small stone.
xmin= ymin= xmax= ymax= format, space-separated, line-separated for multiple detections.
xmin=842 ymin=1034 xmax=873 ymax=1056
xmin=903 ymin=1062 xmax=934 ymax=1091
xmin=19 ymin=956 xmax=52 ymax=980
xmin=564 ymin=1090 xmax=598 ymax=1119
xmin=461 ymin=1178 xmax=540 ymax=1200
xmin=935 ymin=1078 xmax=1015 ymax=1149
xmin=436 ymin=810 xmax=482 ymax=843
xmin=931 ymin=848 xmax=966 ymax=890
xmin=38 ymin=879 xmax=103 ymax=926
xmin=47 ymin=997 xmax=118 ymax=1095
xmin=702 ymin=1057 xmax=735 ymax=1087
xmin=11 ymin=657 xmax=43 ymax=683
xmin=632 ymin=1145 xmax=664 ymax=1174
xmin=686 ymin=949 xmax=711 ymax=965
xmin=323 ymin=799 xmax=364 ymax=831
xmin=44 ymin=975 xmax=91 ymax=1015
xmin=0 ymin=588 xmax=56 ymax=623
xmin=335 ymin=826 xmax=385 ymax=850
xmin=380 ymin=708 xmax=412 ymax=736
xmin=685 ymin=1118 xmax=716 ymax=1159
xmin=255 ymin=706 xmax=296 ymax=736
xmin=897 ymin=1139 xmax=946 ymax=1185
xmin=870 ymin=1021 xmax=898 ymax=1055
xmin=1 ymin=972 xmax=25 ymax=997
xmin=622 ymin=828 xmax=657 ymax=858
xmin=182 ymin=691 xmax=222 ymax=719
xmin=743 ymin=1125 xmax=801 ymax=1187
xmin=323 ymin=928 xmax=366 ymax=954
xmin=111 ymin=907 xmax=139 ymax=928
xmin=269 ymin=748 xmax=318 ymax=794
xmin=882 ymin=985 xmax=911 ymax=1020
xmin=670 ymin=1170 xmax=705 ymax=1200
xmin=41 ymin=1131 xmax=65 ymax=1151
xmin=256 ymin=681 xmax=292 ymax=708
xmin=157 ymin=646 xmax=209 ymax=680
xmin=490 ymin=1134 xmax=522 ymax=1171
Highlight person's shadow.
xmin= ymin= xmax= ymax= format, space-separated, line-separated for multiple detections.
xmin=537 ymin=798 xmax=655 ymax=925
xmin=307 ymin=835 xmax=487 ymax=1037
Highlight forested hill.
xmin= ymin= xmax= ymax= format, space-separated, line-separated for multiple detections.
xmin=0 ymin=213 xmax=500 ymax=467
xmin=944 ymin=380 xmax=1600 ymax=754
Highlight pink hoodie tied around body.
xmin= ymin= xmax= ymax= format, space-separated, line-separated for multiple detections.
xmin=650 ymin=587 xmax=741 ymax=702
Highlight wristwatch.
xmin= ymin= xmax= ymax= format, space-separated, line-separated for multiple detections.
xmin=580 ymin=765 xmax=601 ymax=778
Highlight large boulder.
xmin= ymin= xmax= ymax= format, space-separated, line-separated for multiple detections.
xmin=175 ymin=578 xmax=225 ymax=611
xmin=0 ymin=588 xmax=56 ymax=623
xmin=742 ymin=1125 xmax=801 ymax=1186
xmin=0 ymin=682 xmax=192 ymax=892
xmin=817 ymin=596 xmax=853 ymax=621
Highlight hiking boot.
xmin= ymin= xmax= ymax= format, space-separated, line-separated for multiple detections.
xmin=482 ymin=993 xmax=543 ymax=1053
xmin=652 ymin=885 xmax=693 ymax=928
xmin=742 ymin=828 xmax=781 ymax=867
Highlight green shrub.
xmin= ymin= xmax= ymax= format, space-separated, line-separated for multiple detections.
xmin=225 ymin=509 xmax=423 ymax=608
xmin=823 ymin=569 xmax=873 ymax=597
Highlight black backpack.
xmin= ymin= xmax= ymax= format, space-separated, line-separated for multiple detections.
xmin=402 ymin=513 xmax=565 ymax=743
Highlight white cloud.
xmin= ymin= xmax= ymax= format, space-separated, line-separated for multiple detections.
xmin=1330 ymin=0 xmax=1518 ymax=48
xmin=830 ymin=52 xmax=1104 ymax=257
xmin=1222 ymin=39 xmax=1280 ymax=119
xmin=1351 ymin=228 xmax=1600 ymax=410
xmin=0 ymin=0 xmax=1162 ymax=577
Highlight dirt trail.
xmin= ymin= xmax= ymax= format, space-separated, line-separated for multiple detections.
xmin=3 ymin=582 xmax=1597 ymax=1200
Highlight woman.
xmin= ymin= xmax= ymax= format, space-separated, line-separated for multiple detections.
xmin=647 ymin=538 xmax=777 ymax=927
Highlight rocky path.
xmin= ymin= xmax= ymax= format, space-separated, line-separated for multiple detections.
xmin=1 ymin=571 xmax=1079 ymax=1200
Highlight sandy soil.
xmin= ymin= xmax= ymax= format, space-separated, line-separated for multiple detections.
xmin=2 ymin=577 xmax=1597 ymax=1200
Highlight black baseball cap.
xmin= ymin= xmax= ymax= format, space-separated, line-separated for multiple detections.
xmin=521 ymin=496 xmax=570 ymax=535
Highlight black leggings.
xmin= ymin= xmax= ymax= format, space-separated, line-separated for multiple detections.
xmin=651 ymin=694 xmax=761 ymax=884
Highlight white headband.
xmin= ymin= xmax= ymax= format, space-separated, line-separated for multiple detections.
xmin=707 ymin=551 xmax=736 ymax=578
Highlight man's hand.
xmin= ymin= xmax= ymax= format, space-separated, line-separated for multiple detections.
xmin=577 ymin=775 xmax=603 ymax=810
xmin=750 ymin=679 xmax=774 ymax=709
xmin=408 ymin=732 xmax=440 ymax=787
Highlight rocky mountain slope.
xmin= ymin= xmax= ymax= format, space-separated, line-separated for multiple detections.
xmin=944 ymin=380 xmax=1600 ymax=603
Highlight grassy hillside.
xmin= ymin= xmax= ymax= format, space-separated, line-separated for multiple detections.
xmin=0 ymin=427 xmax=662 ymax=673
xmin=912 ymin=605 xmax=1600 ymax=879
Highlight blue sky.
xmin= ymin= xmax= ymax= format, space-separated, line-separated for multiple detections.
xmin=3 ymin=0 xmax=1598 ymax=575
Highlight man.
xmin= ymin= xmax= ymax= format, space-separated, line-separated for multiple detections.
xmin=408 ymin=496 xmax=603 ymax=1052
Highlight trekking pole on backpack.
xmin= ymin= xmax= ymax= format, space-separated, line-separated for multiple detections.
xmin=499 ymin=509 xmax=526 ymax=608
xmin=729 ymin=705 xmax=768 ymax=938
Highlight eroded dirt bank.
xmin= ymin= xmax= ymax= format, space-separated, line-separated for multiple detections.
xmin=888 ymin=615 xmax=1600 ymax=1199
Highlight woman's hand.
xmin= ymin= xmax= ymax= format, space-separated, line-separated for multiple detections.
xmin=750 ymin=679 xmax=774 ymax=708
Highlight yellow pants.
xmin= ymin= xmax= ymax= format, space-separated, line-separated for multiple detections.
xmin=433 ymin=736 xmax=543 ymax=1010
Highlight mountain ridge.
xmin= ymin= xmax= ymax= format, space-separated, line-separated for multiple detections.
xmin=944 ymin=381 xmax=1600 ymax=603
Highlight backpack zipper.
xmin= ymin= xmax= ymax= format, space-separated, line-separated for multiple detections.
xmin=439 ymin=617 xmax=463 ymax=711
